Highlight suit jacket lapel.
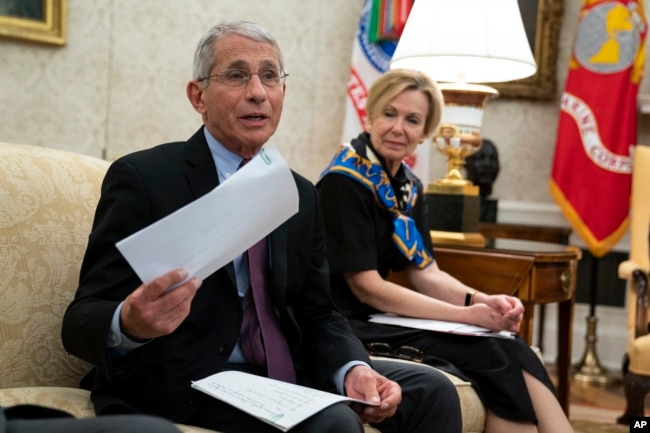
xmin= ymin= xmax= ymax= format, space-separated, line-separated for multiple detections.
xmin=182 ymin=128 xmax=237 ymax=286
xmin=183 ymin=128 xmax=219 ymax=199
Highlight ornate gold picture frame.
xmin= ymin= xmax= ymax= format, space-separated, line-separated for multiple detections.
xmin=0 ymin=0 xmax=67 ymax=46
xmin=492 ymin=0 xmax=564 ymax=100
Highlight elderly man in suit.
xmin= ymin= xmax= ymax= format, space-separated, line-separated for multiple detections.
xmin=61 ymin=20 xmax=461 ymax=433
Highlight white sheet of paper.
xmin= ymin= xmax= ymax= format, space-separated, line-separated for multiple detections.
xmin=116 ymin=145 xmax=298 ymax=285
xmin=368 ymin=313 xmax=516 ymax=339
xmin=191 ymin=371 xmax=376 ymax=432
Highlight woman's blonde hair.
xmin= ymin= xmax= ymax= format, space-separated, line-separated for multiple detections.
xmin=365 ymin=69 xmax=444 ymax=138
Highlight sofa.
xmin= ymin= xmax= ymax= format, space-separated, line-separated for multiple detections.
xmin=0 ymin=141 xmax=486 ymax=432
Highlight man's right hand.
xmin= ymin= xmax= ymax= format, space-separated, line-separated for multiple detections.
xmin=120 ymin=268 xmax=202 ymax=340
xmin=343 ymin=365 xmax=402 ymax=425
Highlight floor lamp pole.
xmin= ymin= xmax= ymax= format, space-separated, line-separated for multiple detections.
xmin=572 ymin=255 xmax=621 ymax=385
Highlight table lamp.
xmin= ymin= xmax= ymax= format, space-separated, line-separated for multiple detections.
xmin=389 ymin=0 xmax=537 ymax=245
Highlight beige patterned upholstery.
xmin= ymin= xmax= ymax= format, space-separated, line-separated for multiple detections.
xmin=616 ymin=144 xmax=650 ymax=424
xmin=0 ymin=142 xmax=106 ymax=394
xmin=0 ymin=141 xmax=485 ymax=432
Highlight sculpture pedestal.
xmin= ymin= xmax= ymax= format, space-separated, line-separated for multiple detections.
xmin=479 ymin=197 xmax=498 ymax=222
xmin=425 ymin=183 xmax=484 ymax=246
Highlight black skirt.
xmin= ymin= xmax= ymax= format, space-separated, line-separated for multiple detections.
xmin=353 ymin=320 xmax=556 ymax=423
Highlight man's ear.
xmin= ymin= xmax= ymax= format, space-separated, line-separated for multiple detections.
xmin=186 ymin=80 xmax=206 ymax=114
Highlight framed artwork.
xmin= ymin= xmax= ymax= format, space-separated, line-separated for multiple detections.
xmin=491 ymin=0 xmax=564 ymax=100
xmin=0 ymin=0 xmax=67 ymax=46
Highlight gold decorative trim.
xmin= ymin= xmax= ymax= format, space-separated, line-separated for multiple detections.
xmin=0 ymin=0 xmax=67 ymax=46
xmin=426 ymin=182 xmax=480 ymax=196
xmin=491 ymin=0 xmax=564 ymax=100
xmin=430 ymin=231 xmax=486 ymax=247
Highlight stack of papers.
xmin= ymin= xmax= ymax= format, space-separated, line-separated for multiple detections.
xmin=191 ymin=371 xmax=377 ymax=431
xmin=368 ymin=313 xmax=516 ymax=339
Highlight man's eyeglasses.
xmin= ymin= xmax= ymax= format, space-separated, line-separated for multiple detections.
xmin=366 ymin=342 xmax=424 ymax=363
xmin=199 ymin=68 xmax=288 ymax=87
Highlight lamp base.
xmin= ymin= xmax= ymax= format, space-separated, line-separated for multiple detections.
xmin=432 ymin=83 xmax=499 ymax=185
xmin=425 ymin=183 xmax=484 ymax=246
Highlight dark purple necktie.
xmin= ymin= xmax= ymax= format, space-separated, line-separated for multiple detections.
xmin=238 ymin=158 xmax=295 ymax=383
xmin=240 ymin=237 xmax=296 ymax=383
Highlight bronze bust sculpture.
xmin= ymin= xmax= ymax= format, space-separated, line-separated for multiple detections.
xmin=465 ymin=139 xmax=500 ymax=222
xmin=465 ymin=139 xmax=500 ymax=197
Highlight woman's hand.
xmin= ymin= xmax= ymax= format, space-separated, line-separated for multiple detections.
xmin=484 ymin=294 xmax=524 ymax=319
xmin=468 ymin=294 xmax=524 ymax=332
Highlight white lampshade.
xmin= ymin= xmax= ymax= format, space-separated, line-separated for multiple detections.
xmin=390 ymin=0 xmax=537 ymax=84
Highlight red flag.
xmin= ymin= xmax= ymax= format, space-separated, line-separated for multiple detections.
xmin=550 ymin=0 xmax=647 ymax=257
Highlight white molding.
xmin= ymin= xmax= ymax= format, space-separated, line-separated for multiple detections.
xmin=497 ymin=200 xmax=569 ymax=226
xmin=496 ymin=200 xmax=631 ymax=252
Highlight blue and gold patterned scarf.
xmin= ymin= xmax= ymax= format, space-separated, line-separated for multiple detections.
xmin=320 ymin=141 xmax=433 ymax=268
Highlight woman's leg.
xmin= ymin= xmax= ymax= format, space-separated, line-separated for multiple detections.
xmin=484 ymin=371 xmax=574 ymax=433
xmin=523 ymin=371 xmax=574 ymax=433
xmin=484 ymin=410 xmax=537 ymax=433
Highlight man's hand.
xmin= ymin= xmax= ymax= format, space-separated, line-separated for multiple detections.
xmin=343 ymin=365 xmax=402 ymax=425
xmin=120 ymin=268 xmax=202 ymax=340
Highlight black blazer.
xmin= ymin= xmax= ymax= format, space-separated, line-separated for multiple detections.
xmin=61 ymin=128 xmax=370 ymax=422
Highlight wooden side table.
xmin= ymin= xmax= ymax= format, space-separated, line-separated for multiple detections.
xmin=477 ymin=223 xmax=573 ymax=354
xmin=478 ymin=222 xmax=572 ymax=244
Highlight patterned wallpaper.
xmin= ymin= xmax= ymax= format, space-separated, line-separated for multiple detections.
xmin=0 ymin=0 xmax=649 ymax=210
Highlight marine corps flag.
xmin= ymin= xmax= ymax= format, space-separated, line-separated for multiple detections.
xmin=550 ymin=0 xmax=647 ymax=257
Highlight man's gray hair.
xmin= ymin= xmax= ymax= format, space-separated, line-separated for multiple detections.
xmin=193 ymin=20 xmax=285 ymax=84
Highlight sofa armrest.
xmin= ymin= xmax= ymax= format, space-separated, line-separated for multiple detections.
xmin=0 ymin=387 xmax=95 ymax=418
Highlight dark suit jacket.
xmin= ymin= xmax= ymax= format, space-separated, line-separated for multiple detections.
xmin=1 ymin=405 xmax=74 ymax=431
xmin=61 ymin=128 xmax=370 ymax=422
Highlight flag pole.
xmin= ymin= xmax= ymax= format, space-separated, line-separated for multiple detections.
xmin=572 ymin=255 xmax=621 ymax=385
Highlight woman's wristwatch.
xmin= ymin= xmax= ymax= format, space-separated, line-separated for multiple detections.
xmin=464 ymin=289 xmax=478 ymax=306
